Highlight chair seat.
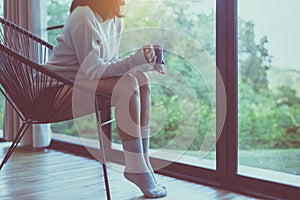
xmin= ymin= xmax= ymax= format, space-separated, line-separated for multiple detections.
xmin=24 ymin=85 xmax=112 ymax=123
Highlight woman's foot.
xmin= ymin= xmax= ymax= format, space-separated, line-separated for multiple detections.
xmin=124 ymin=171 xmax=167 ymax=198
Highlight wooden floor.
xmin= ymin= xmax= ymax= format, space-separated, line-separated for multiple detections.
xmin=0 ymin=142 xmax=260 ymax=200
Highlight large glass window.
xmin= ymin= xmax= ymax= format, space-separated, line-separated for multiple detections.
xmin=46 ymin=0 xmax=217 ymax=170
xmin=119 ymin=0 xmax=217 ymax=170
xmin=238 ymin=0 xmax=300 ymax=186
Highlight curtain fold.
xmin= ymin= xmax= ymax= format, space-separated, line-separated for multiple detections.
xmin=3 ymin=0 xmax=52 ymax=148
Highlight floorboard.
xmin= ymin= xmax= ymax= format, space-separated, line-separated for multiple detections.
xmin=0 ymin=142 xmax=261 ymax=200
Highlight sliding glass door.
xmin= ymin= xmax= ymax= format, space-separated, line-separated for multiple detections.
xmin=106 ymin=0 xmax=219 ymax=171
xmin=237 ymin=0 xmax=300 ymax=187
xmin=46 ymin=0 xmax=219 ymax=171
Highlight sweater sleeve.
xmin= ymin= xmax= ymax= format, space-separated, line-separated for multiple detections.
xmin=70 ymin=21 xmax=149 ymax=80
xmin=80 ymin=46 xmax=150 ymax=79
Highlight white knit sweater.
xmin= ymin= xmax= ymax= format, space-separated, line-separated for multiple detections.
xmin=45 ymin=6 xmax=148 ymax=80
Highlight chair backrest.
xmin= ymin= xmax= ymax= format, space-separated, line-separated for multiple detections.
xmin=0 ymin=18 xmax=75 ymax=122
xmin=0 ymin=17 xmax=109 ymax=123
xmin=0 ymin=17 xmax=53 ymax=63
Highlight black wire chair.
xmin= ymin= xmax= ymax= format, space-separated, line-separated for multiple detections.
xmin=0 ymin=17 xmax=113 ymax=200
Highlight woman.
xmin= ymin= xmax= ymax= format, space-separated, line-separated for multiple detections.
xmin=45 ymin=0 xmax=167 ymax=198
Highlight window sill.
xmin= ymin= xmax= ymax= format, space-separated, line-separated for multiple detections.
xmin=238 ymin=165 xmax=300 ymax=187
xmin=51 ymin=133 xmax=217 ymax=169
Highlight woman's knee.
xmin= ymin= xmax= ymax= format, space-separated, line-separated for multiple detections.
xmin=134 ymin=71 xmax=150 ymax=87
xmin=118 ymin=73 xmax=139 ymax=89
xmin=112 ymin=74 xmax=139 ymax=99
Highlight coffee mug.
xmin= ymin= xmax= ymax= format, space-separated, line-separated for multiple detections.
xmin=152 ymin=44 xmax=163 ymax=71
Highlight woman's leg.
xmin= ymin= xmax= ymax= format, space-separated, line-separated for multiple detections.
xmin=98 ymin=74 xmax=141 ymax=140
xmin=97 ymin=74 xmax=167 ymax=198
xmin=132 ymin=72 xmax=156 ymax=175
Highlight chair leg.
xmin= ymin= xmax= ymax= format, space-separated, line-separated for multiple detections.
xmin=95 ymin=98 xmax=111 ymax=200
xmin=102 ymin=163 xmax=111 ymax=200
xmin=0 ymin=122 xmax=31 ymax=170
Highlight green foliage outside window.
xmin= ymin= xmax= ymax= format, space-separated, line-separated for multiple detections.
xmin=47 ymin=0 xmax=71 ymax=45
xmin=46 ymin=0 xmax=299 ymax=152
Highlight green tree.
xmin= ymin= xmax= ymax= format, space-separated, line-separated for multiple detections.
xmin=238 ymin=19 xmax=300 ymax=149
xmin=238 ymin=20 xmax=272 ymax=94
xmin=274 ymin=86 xmax=300 ymax=148
xmin=276 ymin=86 xmax=300 ymax=107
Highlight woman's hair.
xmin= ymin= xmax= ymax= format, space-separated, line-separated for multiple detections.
xmin=70 ymin=0 xmax=124 ymax=20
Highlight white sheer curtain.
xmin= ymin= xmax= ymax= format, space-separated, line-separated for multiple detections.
xmin=3 ymin=0 xmax=52 ymax=148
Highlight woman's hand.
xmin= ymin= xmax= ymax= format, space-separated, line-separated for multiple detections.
xmin=143 ymin=44 xmax=165 ymax=74
xmin=143 ymin=44 xmax=156 ymax=65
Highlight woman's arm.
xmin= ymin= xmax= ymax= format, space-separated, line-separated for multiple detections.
xmin=79 ymin=45 xmax=150 ymax=79
xmin=71 ymin=21 xmax=150 ymax=80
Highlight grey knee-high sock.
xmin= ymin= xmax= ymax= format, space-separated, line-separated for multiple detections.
xmin=122 ymin=139 xmax=167 ymax=198
xmin=141 ymin=128 xmax=157 ymax=183
xmin=122 ymin=138 xmax=148 ymax=173
xmin=141 ymin=128 xmax=153 ymax=168
xmin=142 ymin=138 xmax=152 ymax=167
xmin=141 ymin=137 xmax=158 ymax=181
